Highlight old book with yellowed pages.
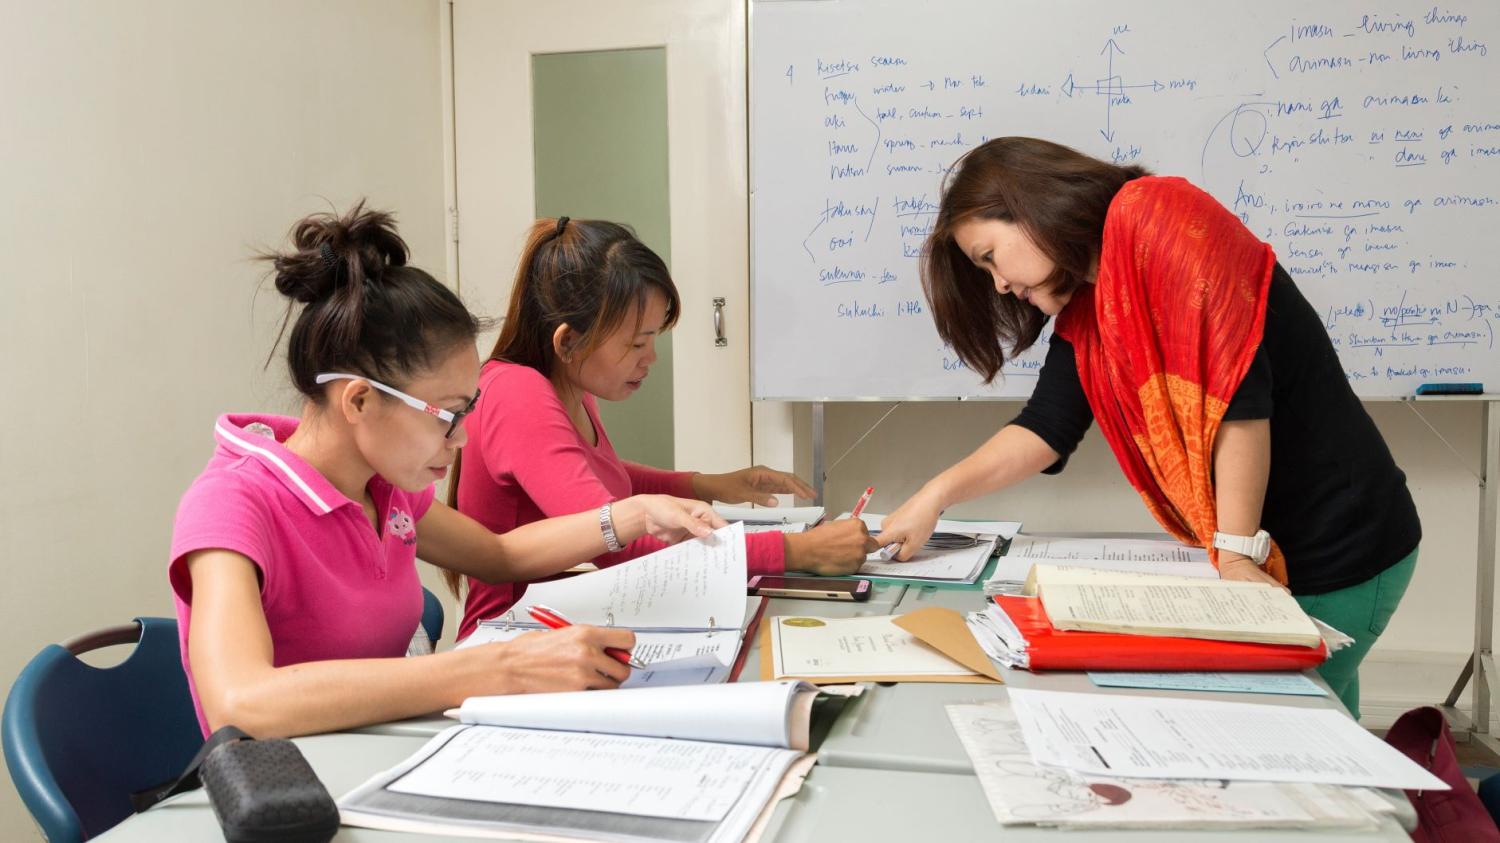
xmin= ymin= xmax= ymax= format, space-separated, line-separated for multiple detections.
xmin=1024 ymin=564 xmax=1322 ymax=647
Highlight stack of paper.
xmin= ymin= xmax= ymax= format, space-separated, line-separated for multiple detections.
xmin=461 ymin=523 xmax=761 ymax=686
xmin=341 ymin=681 xmax=834 ymax=843
xmin=1005 ymin=688 xmax=1447 ymax=790
xmin=948 ymin=693 xmax=1410 ymax=830
xmin=984 ymin=534 xmax=1213 ymax=594
xmin=844 ymin=513 xmax=1020 ymax=584
xmin=964 ymin=589 xmax=1340 ymax=672
xmin=714 ymin=504 xmax=825 ymax=534
xmin=1027 ymin=564 xmax=1322 ymax=647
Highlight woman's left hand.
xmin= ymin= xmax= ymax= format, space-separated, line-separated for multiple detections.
xmin=693 ymin=465 xmax=817 ymax=506
xmin=1217 ymin=553 xmax=1289 ymax=591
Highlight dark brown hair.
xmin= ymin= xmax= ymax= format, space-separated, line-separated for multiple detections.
xmin=263 ymin=200 xmax=483 ymax=396
xmin=490 ymin=218 xmax=680 ymax=374
xmin=922 ymin=137 xmax=1149 ymax=382
xmin=443 ymin=218 xmax=680 ymax=598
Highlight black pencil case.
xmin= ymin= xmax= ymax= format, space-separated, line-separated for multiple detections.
xmin=132 ymin=725 xmax=339 ymax=843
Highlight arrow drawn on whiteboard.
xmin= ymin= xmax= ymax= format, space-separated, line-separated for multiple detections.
xmin=1263 ymin=35 xmax=1286 ymax=80
xmin=852 ymin=97 xmax=882 ymax=174
xmin=802 ymin=212 xmax=826 ymax=263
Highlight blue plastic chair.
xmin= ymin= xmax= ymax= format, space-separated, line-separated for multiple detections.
xmin=3 ymin=617 xmax=202 ymax=842
xmin=421 ymin=586 xmax=444 ymax=648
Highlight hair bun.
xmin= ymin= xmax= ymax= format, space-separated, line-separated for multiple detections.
xmin=266 ymin=200 xmax=411 ymax=305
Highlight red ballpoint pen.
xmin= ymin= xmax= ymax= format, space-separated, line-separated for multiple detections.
xmin=851 ymin=486 xmax=875 ymax=519
xmin=527 ymin=604 xmax=649 ymax=670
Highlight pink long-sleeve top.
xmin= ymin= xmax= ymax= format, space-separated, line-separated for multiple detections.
xmin=453 ymin=359 xmax=786 ymax=640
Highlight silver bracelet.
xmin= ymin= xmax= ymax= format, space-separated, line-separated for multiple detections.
xmin=599 ymin=502 xmax=624 ymax=552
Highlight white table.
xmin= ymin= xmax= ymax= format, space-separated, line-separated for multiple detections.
xmin=102 ymin=578 xmax=1418 ymax=840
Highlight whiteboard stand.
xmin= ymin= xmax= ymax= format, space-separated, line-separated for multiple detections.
xmin=811 ymin=401 xmax=825 ymax=507
xmin=1431 ymin=396 xmax=1500 ymax=751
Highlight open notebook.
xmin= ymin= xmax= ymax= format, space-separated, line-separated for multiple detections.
xmin=461 ymin=522 xmax=762 ymax=685
xmin=339 ymin=681 xmax=834 ymax=843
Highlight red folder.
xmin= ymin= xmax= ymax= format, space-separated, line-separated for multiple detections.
xmin=992 ymin=595 xmax=1328 ymax=671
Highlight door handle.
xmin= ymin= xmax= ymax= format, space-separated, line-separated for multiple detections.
xmin=713 ymin=297 xmax=727 ymax=347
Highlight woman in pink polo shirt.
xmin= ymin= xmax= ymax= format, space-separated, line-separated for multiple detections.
xmin=446 ymin=218 xmax=876 ymax=641
xmin=170 ymin=204 xmax=724 ymax=738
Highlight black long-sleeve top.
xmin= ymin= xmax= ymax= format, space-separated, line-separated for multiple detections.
xmin=1009 ymin=264 xmax=1421 ymax=595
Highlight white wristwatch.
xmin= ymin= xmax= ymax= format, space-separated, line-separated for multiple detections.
xmin=1213 ymin=529 xmax=1272 ymax=565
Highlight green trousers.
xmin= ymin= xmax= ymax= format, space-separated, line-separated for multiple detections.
xmin=1293 ymin=548 xmax=1418 ymax=720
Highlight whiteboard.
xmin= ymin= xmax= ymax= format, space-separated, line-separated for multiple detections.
xmin=750 ymin=0 xmax=1500 ymax=399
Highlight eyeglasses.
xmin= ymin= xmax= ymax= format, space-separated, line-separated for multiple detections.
xmin=314 ymin=373 xmax=480 ymax=439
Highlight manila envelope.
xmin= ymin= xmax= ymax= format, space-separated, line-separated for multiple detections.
xmin=759 ymin=607 xmax=1002 ymax=684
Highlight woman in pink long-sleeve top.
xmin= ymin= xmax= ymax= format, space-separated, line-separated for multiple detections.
xmin=447 ymin=218 xmax=875 ymax=641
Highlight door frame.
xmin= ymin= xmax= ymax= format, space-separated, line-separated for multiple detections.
xmin=446 ymin=0 xmax=756 ymax=472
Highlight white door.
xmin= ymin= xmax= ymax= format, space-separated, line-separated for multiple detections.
xmin=448 ymin=0 xmax=753 ymax=473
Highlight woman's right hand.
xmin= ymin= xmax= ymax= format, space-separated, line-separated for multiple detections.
xmin=873 ymin=488 xmax=945 ymax=561
xmin=784 ymin=518 xmax=880 ymax=575
xmin=611 ymin=494 xmax=727 ymax=545
xmin=474 ymin=625 xmax=636 ymax=694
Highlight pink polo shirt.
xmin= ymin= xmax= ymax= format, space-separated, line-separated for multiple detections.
xmin=168 ymin=413 xmax=435 ymax=735
xmin=454 ymin=360 xmax=785 ymax=640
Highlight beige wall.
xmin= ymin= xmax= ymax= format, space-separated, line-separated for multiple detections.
xmin=0 ymin=1 xmax=447 ymax=837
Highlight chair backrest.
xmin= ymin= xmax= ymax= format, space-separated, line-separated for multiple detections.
xmin=421 ymin=586 xmax=444 ymax=648
xmin=3 ymin=617 xmax=203 ymax=842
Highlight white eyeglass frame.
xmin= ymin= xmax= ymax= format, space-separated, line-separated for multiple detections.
xmin=314 ymin=373 xmax=478 ymax=439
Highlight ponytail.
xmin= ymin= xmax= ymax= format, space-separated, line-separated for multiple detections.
xmin=442 ymin=218 xmax=680 ymax=600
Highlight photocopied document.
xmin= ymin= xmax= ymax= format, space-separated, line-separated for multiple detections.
xmin=1007 ymin=688 xmax=1449 ymax=790
xmin=986 ymin=550 xmax=1215 ymax=595
xmin=341 ymin=681 xmax=835 ymax=843
xmin=1029 ymin=565 xmax=1323 ymax=647
xmin=1007 ymin=535 xmax=1209 ymax=563
xmin=1087 ymin=671 xmax=1328 ymax=697
xmin=491 ymin=521 xmax=750 ymax=632
xmin=384 ymin=725 xmax=791 ymax=822
xmin=768 ymin=614 xmax=976 ymax=680
xmin=947 ymin=698 xmax=1394 ymax=830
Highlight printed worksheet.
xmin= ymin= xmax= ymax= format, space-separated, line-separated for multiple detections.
xmin=1007 ymin=688 xmax=1448 ymax=790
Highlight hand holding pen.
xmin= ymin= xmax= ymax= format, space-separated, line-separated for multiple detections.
xmin=527 ymin=604 xmax=650 ymax=670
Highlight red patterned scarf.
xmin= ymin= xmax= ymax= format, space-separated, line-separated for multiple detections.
xmin=1053 ymin=176 xmax=1285 ymax=583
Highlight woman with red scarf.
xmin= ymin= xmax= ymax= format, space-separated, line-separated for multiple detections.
xmin=879 ymin=138 xmax=1420 ymax=717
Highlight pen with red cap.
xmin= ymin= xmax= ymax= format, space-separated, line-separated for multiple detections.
xmin=526 ymin=604 xmax=649 ymax=670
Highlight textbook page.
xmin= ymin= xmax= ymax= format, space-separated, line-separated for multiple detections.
xmin=452 ymin=680 xmax=818 ymax=749
xmin=1008 ymin=688 xmax=1447 ymax=790
xmin=769 ymin=614 xmax=975 ymax=679
xmin=947 ymin=698 xmax=1384 ymax=829
xmin=499 ymin=522 xmax=748 ymax=631
xmin=1037 ymin=574 xmax=1322 ymax=646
